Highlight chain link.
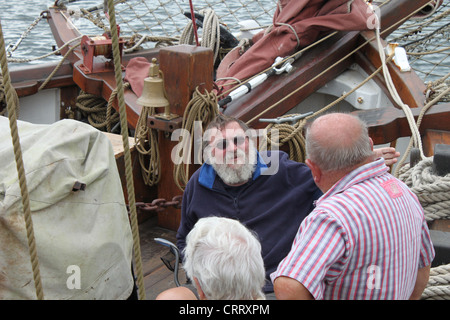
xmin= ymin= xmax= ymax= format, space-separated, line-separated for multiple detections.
xmin=135 ymin=195 xmax=182 ymax=213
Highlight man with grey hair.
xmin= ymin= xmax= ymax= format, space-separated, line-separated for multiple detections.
xmin=271 ymin=112 xmax=435 ymax=300
xmin=156 ymin=216 xmax=265 ymax=300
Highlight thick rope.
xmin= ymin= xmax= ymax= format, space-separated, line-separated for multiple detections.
xmin=398 ymin=157 xmax=450 ymax=222
xmin=0 ymin=20 xmax=44 ymax=300
xmin=106 ymin=0 xmax=145 ymax=300
xmin=259 ymin=117 xmax=307 ymax=163
xmin=393 ymin=76 xmax=450 ymax=302
xmin=375 ymin=26 xmax=424 ymax=160
xmin=76 ymin=91 xmax=120 ymax=130
xmin=0 ymin=74 xmax=20 ymax=117
xmin=422 ymin=265 xmax=450 ymax=300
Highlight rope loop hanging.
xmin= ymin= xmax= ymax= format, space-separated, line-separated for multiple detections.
xmin=134 ymin=100 xmax=161 ymax=187
xmin=259 ymin=115 xmax=307 ymax=163
xmin=173 ymin=87 xmax=218 ymax=191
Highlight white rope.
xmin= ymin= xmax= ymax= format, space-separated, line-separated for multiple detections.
xmin=422 ymin=265 xmax=450 ymax=300
xmin=375 ymin=27 xmax=424 ymax=161
xmin=398 ymin=157 xmax=450 ymax=222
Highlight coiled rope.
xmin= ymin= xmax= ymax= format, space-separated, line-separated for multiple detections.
xmin=134 ymin=92 xmax=161 ymax=187
xmin=422 ymin=264 xmax=450 ymax=300
xmin=259 ymin=116 xmax=307 ymax=163
xmin=75 ymin=87 xmax=122 ymax=132
xmin=398 ymin=157 xmax=450 ymax=222
xmin=180 ymin=8 xmax=221 ymax=64
xmin=173 ymin=87 xmax=218 ymax=191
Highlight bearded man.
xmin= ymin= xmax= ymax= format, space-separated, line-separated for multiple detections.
xmin=176 ymin=114 xmax=399 ymax=298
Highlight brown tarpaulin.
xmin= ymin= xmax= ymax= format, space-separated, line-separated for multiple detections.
xmin=216 ymin=0 xmax=374 ymax=93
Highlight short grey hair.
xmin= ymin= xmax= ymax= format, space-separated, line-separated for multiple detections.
xmin=305 ymin=113 xmax=373 ymax=172
xmin=202 ymin=114 xmax=250 ymax=152
xmin=183 ymin=217 xmax=266 ymax=300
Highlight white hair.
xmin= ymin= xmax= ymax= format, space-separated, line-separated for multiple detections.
xmin=183 ymin=217 xmax=266 ymax=300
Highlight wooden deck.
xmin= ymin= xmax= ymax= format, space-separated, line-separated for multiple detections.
xmin=138 ymin=216 xmax=187 ymax=300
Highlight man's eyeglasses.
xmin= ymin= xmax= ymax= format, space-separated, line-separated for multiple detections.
xmin=215 ymin=136 xmax=247 ymax=150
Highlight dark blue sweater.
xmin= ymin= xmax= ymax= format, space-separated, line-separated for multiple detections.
xmin=177 ymin=151 xmax=322 ymax=293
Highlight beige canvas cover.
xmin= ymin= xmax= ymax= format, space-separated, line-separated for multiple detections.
xmin=0 ymin=117 xmax=134 ymax=299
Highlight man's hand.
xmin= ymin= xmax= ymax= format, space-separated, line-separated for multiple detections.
xmin=374 ymin=147 xmax=401 ymax=167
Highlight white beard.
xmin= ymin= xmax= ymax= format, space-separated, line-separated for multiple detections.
xmin=206 ymin=139 xmax=258 ymax=185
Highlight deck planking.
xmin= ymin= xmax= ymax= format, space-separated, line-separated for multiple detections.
xmin=137 ymin=216 xmax=187 ymax=300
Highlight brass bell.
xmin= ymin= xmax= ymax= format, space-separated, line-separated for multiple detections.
xmin=137 ymin=58 xmax=177 ymax=120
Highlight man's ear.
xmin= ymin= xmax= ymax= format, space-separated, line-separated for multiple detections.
xmin=369 ymin=137 xmax=374 ymax=151
xmin=305 ymin=159 xmax=321 ymax=184
xmin=194 ymin=277 xmax=206 ymax=300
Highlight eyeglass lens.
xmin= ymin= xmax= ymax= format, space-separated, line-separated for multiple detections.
xmin=216 ymin=136 xmax=246 ymax=150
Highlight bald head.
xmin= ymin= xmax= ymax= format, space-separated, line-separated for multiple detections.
xmin=306 ymin=113 xmax=374 ymax=173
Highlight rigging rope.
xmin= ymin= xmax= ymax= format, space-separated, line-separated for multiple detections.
xmin=0 ymin=20 xmax=44 ymax=300
xmin=259 ymin=53 xmax=394 ymax=162
xmin=106 ymin=0 xmax=146 ymax=300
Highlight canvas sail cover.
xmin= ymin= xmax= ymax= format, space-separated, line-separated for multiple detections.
xmin=216 ymin=0 xmax=374 ymax=92
xmin=0 ymin=118 xmax=134 ymax=299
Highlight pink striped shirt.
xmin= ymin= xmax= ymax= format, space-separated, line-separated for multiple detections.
xmin=271 ymin=158 xmax=435 ymax=299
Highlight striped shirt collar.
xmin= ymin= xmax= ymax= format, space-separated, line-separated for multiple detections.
xmin=316 ymin=158 xmax=388 ymax=205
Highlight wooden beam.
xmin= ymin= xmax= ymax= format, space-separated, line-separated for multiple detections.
xmin=46 ymin=6 xmax=83 ymax=63
xmin=10 ymin=61 xmax=75 ymax=97
xmin=156 ymin=45 xmax=214 ymax=231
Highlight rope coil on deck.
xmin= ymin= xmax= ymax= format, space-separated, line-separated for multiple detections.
xmin=75 ymin=90 xmax=121 ymax=131
xmin=398 ymin=158 xmax=450 ymax=222
xmin=422 ymin=264 xmax=450 ymax=300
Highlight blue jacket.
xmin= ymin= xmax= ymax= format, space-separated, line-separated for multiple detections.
xmin=177 ymin=150 xmax=322 ymax=293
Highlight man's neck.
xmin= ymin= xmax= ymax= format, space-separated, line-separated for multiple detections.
xmin=320 ymin=157 xmax=374 ymax=193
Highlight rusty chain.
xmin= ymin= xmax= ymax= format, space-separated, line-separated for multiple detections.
xmin=134 ymin=195 xmax=183 ymax=213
